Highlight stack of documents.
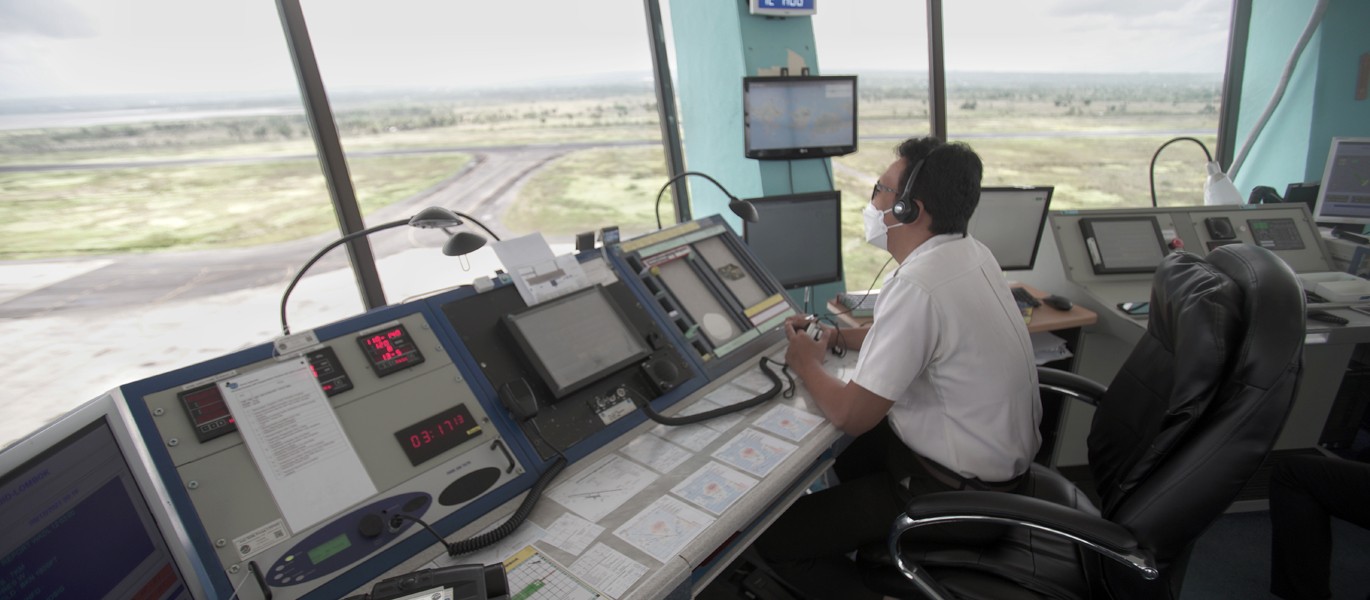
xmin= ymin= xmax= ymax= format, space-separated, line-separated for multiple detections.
xmin=1030 ymin=331 xmax=1072 ymax=365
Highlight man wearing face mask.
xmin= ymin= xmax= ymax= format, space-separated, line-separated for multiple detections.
xmin=749 ymin=137 xmax=1040 ymax=599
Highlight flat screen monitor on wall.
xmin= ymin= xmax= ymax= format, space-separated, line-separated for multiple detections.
xmin=1312 ymin=137 xmax=1370 ymax=228
xmin=744 ymin=191 xmax=843 ymax=289
xmin=743 ymin=75 xmax=857 ymax=160
xmin=966 ymin=186 xmax=1055 ymax=271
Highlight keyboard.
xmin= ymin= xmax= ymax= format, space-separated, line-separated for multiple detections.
xmin=837 ymin=291 xmax=879 ymax=316
xmin=1011 ymin=286 xmax=1041 ymax=309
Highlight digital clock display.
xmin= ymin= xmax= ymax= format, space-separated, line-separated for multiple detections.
xmin=306 ymin=347 xmax=353 ymax=396
xmin=177 ymin=383 xmax=236 ymax=442
xmin=356 ymin=324 xmax=425 ymax=377
xmin=393 ymin=404 xmax=482 ymax=466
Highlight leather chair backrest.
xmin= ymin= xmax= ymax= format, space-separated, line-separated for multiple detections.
xmin=1085 ymin=245 xmax=1303 ymax=593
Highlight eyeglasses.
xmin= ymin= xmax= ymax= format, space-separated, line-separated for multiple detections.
xmin=872 ymin=182 xmax=897 ymax=202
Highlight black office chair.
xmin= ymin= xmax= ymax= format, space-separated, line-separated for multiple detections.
xmin=860 ymin=244 xmax=1305 ymax=600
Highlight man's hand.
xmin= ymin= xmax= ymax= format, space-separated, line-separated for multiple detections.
xmin=783 ymin=315 xmax=835 ymax=351
xmin=785 ymin=321 xmax=828 ymax=374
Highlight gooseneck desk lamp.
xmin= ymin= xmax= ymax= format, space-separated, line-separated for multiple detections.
xmin=654 ymin=171 xmax=760 ymax=229
xmin=1148 ymin=136 xmax=1242 ymax=208
xmin=280 ymin=206 xmax=496 ymax=335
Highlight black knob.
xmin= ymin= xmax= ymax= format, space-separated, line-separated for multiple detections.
xmin=358 ymin=514 xmax=384 ymax=538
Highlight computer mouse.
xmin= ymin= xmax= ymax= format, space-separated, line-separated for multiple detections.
xmin=1042 ymin=295 xmax=1073 ymax=311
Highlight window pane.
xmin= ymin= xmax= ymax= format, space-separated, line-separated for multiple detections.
xmin=300 ymin=0 xmax=671 ymax=303
xmin=944 ymin=1 xmax=1231 ymax=209
xmin=813 ymin=2 xmax=931 ymax=293
xmin=0 ymin=0 xmax=350 ymax=446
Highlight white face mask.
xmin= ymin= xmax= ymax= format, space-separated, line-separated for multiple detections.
xmin=862 ymin=202 xmax=902 ymax=251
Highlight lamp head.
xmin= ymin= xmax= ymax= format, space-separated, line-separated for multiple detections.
xmin=728 ymin=197 xmax=759 ymax=223
xmin=442 ymin=231 xmax=487 ymax=256
xmin=408 ymin=206 xmax=465 ymax=229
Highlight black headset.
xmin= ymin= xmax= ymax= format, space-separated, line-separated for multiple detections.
xmin=891 ymin=147 xmax=940 ymax=224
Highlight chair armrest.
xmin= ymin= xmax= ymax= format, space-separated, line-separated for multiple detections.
xmin=1038 ymin=366 xmax=1106 ymax=407
xmin=890 ymin=491 xmax=1157 ymax=581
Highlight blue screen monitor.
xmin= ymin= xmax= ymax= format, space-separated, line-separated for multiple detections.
xmin=0 ymin=395 xmax=208 ymax=600
xmin=743 ymin=76 xmax=857 ymax=160
xmin=744 ymin=191 xmax=843 ymax=289
xmin=1312 ymin=137 xmax=1370 ymax=227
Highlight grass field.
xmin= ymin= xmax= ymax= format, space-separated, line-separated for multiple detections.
xmin=0 ymin=153 xmax=470 ymax=259
xmin=501 ymin=145 xmax=671 ymax=237
xmin=1 ymin=79 xmax=1220 ymax=288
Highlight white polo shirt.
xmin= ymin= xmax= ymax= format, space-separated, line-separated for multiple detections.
xmin=851 ymin=233 xmax=1041 ymax=482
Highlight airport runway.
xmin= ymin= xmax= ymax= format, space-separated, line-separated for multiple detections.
xmin=0 ymin=145 xmax=571 ymax=319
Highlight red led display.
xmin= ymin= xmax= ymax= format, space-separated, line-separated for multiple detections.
xmin=356 ymin=324 xmax=425 ymax=377
xmin=393 ymin=404 xmax=481 ymax=466
xmin=177 ymin=384 xmax=236 ymax=442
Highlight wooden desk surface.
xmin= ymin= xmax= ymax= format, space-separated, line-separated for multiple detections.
xmin=828 ymin=283 xmax=1098 ymax=334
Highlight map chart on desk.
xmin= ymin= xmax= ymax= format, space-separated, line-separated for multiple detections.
xmin=650 ymin=421 xmax=723 ymax=452
xmin=570 ymin=542 xmax=649 ymax=599
xmin=753 ymin=404 xmax=824 ymax=442
xmin=729 ymin=367 xmax=778 ymax=394
xmin=620 ymin=433 xmax=692 ymax=474
xmin=504 ymin=545 xmax=604 ymax=600
xmin=548 ymin=454 xmax=658 ymax=522
xmin=712 ymin=428 xmax=798 ymax=477
xmin=671 ymin=461 xmax=757 ymax=515
xmin=613 ymin=495 xmax=715 ymax=563
xmin=542 ymin=512 xmax=604 ymax=556
xmin=676 ymin=397 xmax=747 ymax=433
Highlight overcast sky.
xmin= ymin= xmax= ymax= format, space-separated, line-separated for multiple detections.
xmin=0 ymin=0 xmax=1231 ymax=101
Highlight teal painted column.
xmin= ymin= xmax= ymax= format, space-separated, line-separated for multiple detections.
xmin=1234 ymin=0 xmax=1370 ymax=205
xmin=669 ymin=0 xmax=846 ymax=311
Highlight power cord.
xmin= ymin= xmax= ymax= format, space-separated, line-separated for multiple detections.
xmin=829 ymin=256 xmax=895 ymax=317
xmin=631 ymin=357 xmax=790 ymax=425
xmin=1148 ymin=137 xmax=1212 ymax=208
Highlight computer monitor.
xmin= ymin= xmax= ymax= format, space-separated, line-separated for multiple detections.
xmin=504 ymin=285 xmax=651 ymax=399
xmin=966 ymin=186 xmax=1054 ymax=271
xmin=0 ymin=393 xmax=208 ymax=599
xmin=1312 ymin=137 xmax=1370 ymax=228
xmin=743 ymin=75 xmax=857 ymax=160
xmin=743 ymin=191 xmax=843 ymax=289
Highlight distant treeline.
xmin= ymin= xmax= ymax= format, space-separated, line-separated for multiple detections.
xmin=0 ymin=73 xmax=1220 ymax=157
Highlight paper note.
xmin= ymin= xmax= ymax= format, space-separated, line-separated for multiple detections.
xmin=542 ymin=513 xmax=605 ymax=556
xmin=493 ymin=232 xmax=590 ymax=305
xmin=691 ymin=386 xmax=761 ymax=433
xmin=570 ymin=543 xmax=649 ymax=599
xmin=711 ymin=428 xmax=798 ymax=478
xmin=504 ymin=545 xmax=605 ymax=600
xmin=219 ymin=357 xmax=376 ymax=532
xmin=613 ymin=495 xmax=715 ymax=563
xmin=671 ymin=462 xmax=757 ymax=515
xmin=729 ymin=367 xmax=780 ymax=394
xmin=752 ymin=404 xmax=824 ymax=442
xmin=620 ymin=434 xmax=693 ymax=474
xmin=650 ymin=422 xmax=723 ymax=452
xmin=548 ymin=454 xmax=658 ymax=522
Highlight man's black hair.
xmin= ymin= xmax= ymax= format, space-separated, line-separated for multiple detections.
xmin=896 ymin=136 xmax=983 ymax=236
